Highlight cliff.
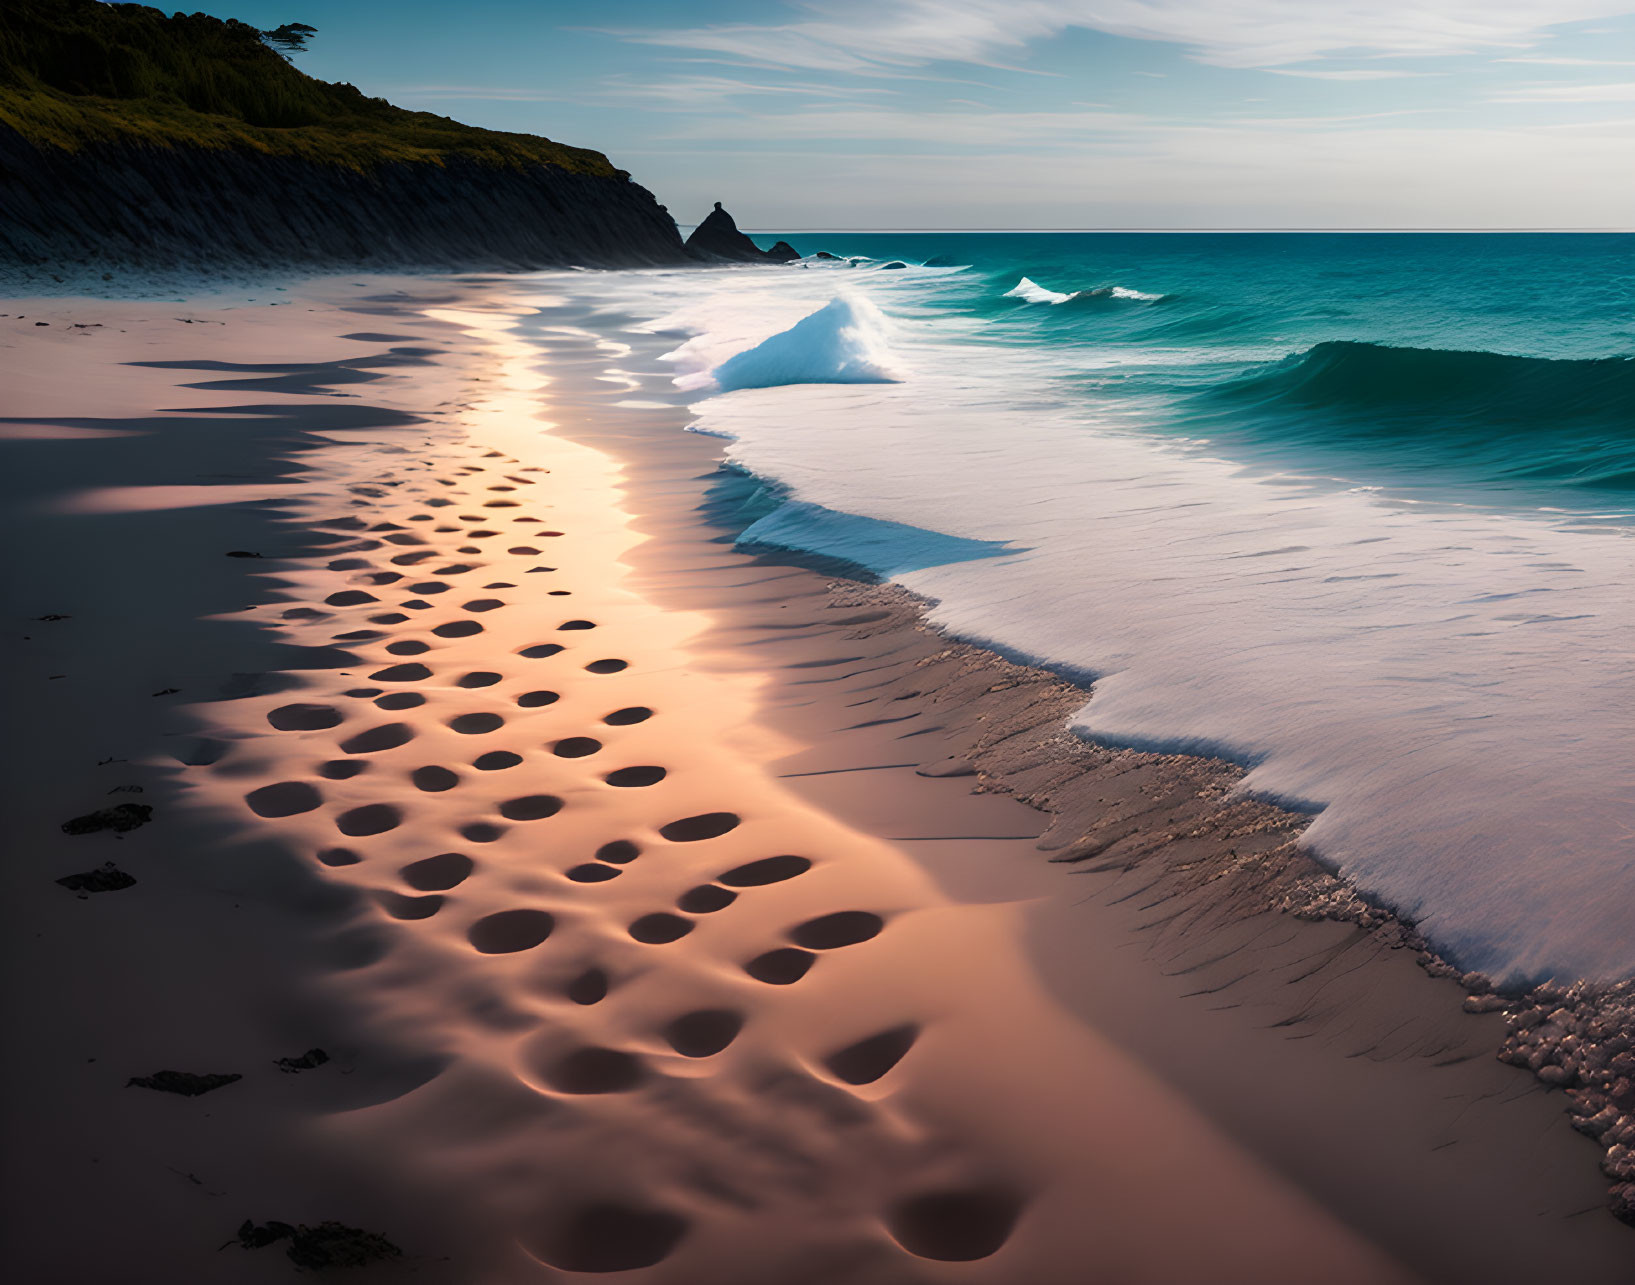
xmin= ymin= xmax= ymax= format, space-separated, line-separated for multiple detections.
xmin=0 ymin=0 xmax=687 ymax=274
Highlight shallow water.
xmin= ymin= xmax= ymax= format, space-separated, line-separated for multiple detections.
xmin=523 ymin=234 xmax=1635 ymax=985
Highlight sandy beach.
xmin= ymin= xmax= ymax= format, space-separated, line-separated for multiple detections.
xmin=2 ymin=274 xmax=1630 ymax=1284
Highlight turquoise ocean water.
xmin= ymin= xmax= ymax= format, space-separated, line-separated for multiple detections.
xmin=542 ymin=233 xmax=1635 ymax=983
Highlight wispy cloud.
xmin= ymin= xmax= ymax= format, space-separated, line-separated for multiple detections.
xmin=612 ymin=2 xmax=1635 ymax=76
xmin=658 ymin=107 xmax=1150 ymax=145
xmin=597 ymin=73 xmax=899 ymax=109
xmin=1490 ymin=80 xmax=1635 ymax=102
xmin=1494 ymin=56 xmax=1635 ymax=66
xmin=1266 ymin=68 xmax=1435 ymax=81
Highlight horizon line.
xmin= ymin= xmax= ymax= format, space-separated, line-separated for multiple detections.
xmin=736 ymin=226 xmax=1634 ymax=235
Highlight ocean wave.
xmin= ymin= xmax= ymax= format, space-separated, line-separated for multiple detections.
xmin=1004 ymin=276 xmax=1165 ymax=305
xmin=677 ymin=293 xmax=903 ymax=393
xmin=1223 ymin=341 xmax=1635 ymax=419
xmin=1203 ymin=341 xmax=1635 ymax=490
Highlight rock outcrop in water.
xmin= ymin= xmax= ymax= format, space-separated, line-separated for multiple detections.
xmin=684 ymin=203 xmax=799 ymax=264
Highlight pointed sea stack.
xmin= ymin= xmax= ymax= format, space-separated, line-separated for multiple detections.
xmin=685 ymin=203 xmax=799 ymax=263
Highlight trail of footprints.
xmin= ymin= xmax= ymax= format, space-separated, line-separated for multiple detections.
xmin=212 ymin=437 xmax=1020 ymax=1274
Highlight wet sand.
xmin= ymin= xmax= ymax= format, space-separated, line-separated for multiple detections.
xmin=1 ymin=277 xmax=1630 ymax=1283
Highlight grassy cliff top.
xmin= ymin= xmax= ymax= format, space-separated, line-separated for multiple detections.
xmin=0 ymin=0 xmax=618 ymax=175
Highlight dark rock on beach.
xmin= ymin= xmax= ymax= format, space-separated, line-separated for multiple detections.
xmin=61 ymin=803 xmax=152 ymax=834
xmin=275 ymin=1047 xmax=331 ymax=1073
xmin=56 ymin=862 xmax=136 ymax=896
xmin=230 ymin=1219 xmax=402 ymax=1269
xmin=127 ymin=1070 xmax=242 ymax=1096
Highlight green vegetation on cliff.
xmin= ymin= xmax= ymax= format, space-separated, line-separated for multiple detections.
xmin=0 ymin=0 xmax=616 ymax=175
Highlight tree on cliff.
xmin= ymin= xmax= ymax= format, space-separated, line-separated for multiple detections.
xmin=259 ymin=22 xmax=316 ymax=59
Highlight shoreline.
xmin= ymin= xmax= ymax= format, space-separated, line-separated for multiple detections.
xmin=528 ymin=282 xmax=1635 ymax=1270
xmin=1 ymin=275 xmax=1630 ymax=1281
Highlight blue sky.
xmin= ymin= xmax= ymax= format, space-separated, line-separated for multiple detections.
xmin=209 ymin=2 xmax=1634 ymax=228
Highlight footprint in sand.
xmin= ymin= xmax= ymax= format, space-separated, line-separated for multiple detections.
xmin=456 ymin=672 xmax=502 ymax=688
xmin=267 ymin=703 xmax=342 ymax=731
xmin=370 ymin=662 xmax=431 ymax=682
xmin=538 ymin=1046 xmax=645 ymax=1094
xmin=596 ymin=840 xmax=640 ymax=863
xmin=824 ymin=1025 xmax=920 ymax=1085
xmin=376 ymin=891 xmax=443 ymax=920
xmin=336 ymin=803 xmax=402 ymax=836
xmin=517 ymin=691 xmax=559 ymax=708
xmin=529 ymin=1202 xmax=687 ymax=1273
xmin=565 ymin=968 xmax=608 ymax=1004
xmin=676 ymin=885 xmax=736 ymax=913
xmin=602 ymin=706 xmax=651 ymax=726
xmin=662 ymin=1009 xmax=743 ymax=1058
xmin=628 ymin=913 xmax=693 ymax=944
xmin=719 ymin=855 xmax=811 ymax=886
xmin=742 ymin=948 xmax=815 ymax=985
xmin=473 ymin=751 xmax=522 ymax=770
xmin=411 ymin=766 xmax=460 ymax=792
xmin=318 ymin=760 xmax=369 ymax=780
xmin=604 ymin=766 xmax=665 ymax=788
xmin=584 ymin=659 xmax=627 ymax=674
xmin=245 ymin=781 xmax=322 ymax=818
xmin=884 ymin=1187 xmax=1023 ymax=1262
xmin=567 ymin=864 xmax=621 ymax=883
xmin=519 ymin=643 xmax=563 ymax=659
xmin=658 ymin=812 xmax=740 ymax=843
xmin=553 ymin=737 xmax=600 ymax=758
xmin=434 ymin=620 xmax=484 ymax=638
xmin=448 ymin=712 xmax=504 ymax=735
xmin=376 ymin=692 xmax=424 ymax=710
xmin=339 ymin=723 xmax=415 ymax=754
xmin=468 ymin=907 xmax=554 ymax=953
xmin=401 ymin=852 xmax=474 ymax=890
xmin=789 ymin=911 xmax=884 ymax=950
xmin=499 ymin=795 xmax=563 ymax=821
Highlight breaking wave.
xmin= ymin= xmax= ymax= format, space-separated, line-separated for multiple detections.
xmin=1203 ymin=342 xmax=1635 ymax=491
xmin=1004 ymin=276 xmax=1166 ymax=305
xmin=676 ymin=293 xmax=903 ymax=393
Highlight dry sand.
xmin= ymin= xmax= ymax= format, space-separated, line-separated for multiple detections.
xmin=1 ymin=276 xmax=1630 ymax=1283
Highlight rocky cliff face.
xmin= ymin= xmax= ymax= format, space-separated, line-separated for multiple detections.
xmin=0 ymin=129 xmax=689 ymax=274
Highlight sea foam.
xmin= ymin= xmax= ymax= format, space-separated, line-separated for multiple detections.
xmin=1005 ymin=276 xmax=1164 ymax=304
xmin=545 ymin=258 xmax=1635 ymax=986
xmin=671 ymin=292 xmax=901 ymax=392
